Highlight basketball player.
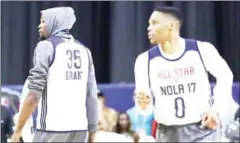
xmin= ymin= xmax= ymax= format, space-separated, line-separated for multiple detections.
xmin=134 ymin=6 xmax=233 ymax=142
xmin=11 ymin=7 xmax=99 ymax=142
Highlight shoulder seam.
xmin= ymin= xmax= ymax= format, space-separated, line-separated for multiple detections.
xmin=37 ymin=40 xmax=54 ymax=48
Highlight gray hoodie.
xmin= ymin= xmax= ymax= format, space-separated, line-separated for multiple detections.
xmin=27 ymin=7 xmax=99 ymax=132
xmin=40 ymin=7 xmax=76 ymax=38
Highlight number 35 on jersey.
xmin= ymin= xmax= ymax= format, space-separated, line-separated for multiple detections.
xmin=65 ymin=49 xmax=83 ymax=80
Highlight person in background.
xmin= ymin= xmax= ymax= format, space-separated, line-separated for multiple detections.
xmin=224 ymin=107 xmax=240 ymax=142
xmin=98 ymin=89 xmax=118 ymax=131
xmin=1 ymin=105 xmax=14 ymax=143
xmin=127 ymin=89 xmax=154 ymax=137
xmin=151 ymin=119 xmax=157 ymax=138
xmin=138 ymin=136 xmax=156 ymax=142
xmin=1 ymin=88 xmax=24 ymax=142
xmin=95 ymin=113 xmax=133 ymax=142
xmin=234 ymin=107 xmax=240 ymax=121
xmin=1 ymin=88 xmax=21 ymax=116
xmin=113 ymin=112 xmax=139 ymax=142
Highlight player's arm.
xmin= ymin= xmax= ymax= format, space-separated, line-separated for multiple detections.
xmin=14 ymin=41 xmax=53 ymax=133
xmin=134 ymin=52 xmax=152 ymax=96
xmin=85 ymin=48 xmax=99 ymax=140
xmin=200 ymin=42 xmax=234 ymax=118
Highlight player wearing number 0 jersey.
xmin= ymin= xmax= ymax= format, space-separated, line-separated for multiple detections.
xmin=134 ymin=6 xmax=234 ymax=142
xmin=11 ymin=7 xmax=99 ymax=142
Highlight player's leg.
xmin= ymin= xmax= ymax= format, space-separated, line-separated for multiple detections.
xmin=67 ymin=131 xmax=88 ymax=142
xmin=32 ymin=130 xmax=72 ymax=142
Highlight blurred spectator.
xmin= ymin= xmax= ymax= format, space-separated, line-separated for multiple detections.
xmin=1 ymin=87 xmax=25 ymax=143
xmin=1 ymin=88 xmax=21 ymax=115
xmin=98 ymin=89 xmax=118 ymax=131
xmin=138 ymin=135 xmax=156 ymax=142
xmin=221 ymin=106 xmax=240 ymax=142
xmin=113 ymin=112 xmax=139 ymax=142
xmin=1 ymin=105 xmax=14 ymax=143
xmin=96 ymin=117 xmax=131 ymax=142
xmin=220 ymin=97 xmax=239 ymax=142
xmin=127 ymin=90 xmax=154 ymax=137
xmin=224 ymin=119 xmax=239 ymax=142
xmin=234 ymin=107 xmax=240 ymax=121
xmin=151 ymin=120 xmax=157 ymax=138
xmin=95 ymin=129 xmax=133 ymax=142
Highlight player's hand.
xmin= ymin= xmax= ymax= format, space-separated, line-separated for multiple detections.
xmin=201 ymin=109 xmax=219 ymax=130
xmin=11 ymin=131 xmax=22 ymax=143
xmin=88 ymin=132 xmax=96 ymax=143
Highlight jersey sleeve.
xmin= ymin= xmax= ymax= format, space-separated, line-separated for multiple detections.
xmin=85 ymin=48 xmax=99 ymax=132
xmin=134 ymin=52 xmax=152 ymax=95
xmin=27 ymin=41 xmax=54 ymax=97
xmin=198 ymin=41 xmax=234 ymax=118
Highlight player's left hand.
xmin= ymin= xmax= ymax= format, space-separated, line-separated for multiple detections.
xmin=201 ymin=108 xmax=219 ymax=130
xmin=11 ymin=131 xmax=22 ymax=143
xmin=88 ymin=132 xmax=96 ymax=143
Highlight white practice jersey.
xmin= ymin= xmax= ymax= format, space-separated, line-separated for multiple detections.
xmin=36 ymin=36 xmax=90 ymax=131
xmin=134 ymin=38 xmax=233 ymax=125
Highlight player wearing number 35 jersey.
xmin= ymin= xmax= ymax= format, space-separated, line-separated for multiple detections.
xmin=11 ymin=7 xmax=99 ymax=142
xmin=134 ymin=7 xmax=234 ymax=142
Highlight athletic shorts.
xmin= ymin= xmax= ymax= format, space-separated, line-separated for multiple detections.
xmin=156 ymin=121 xmax=222 ymax=142
xmin=32 ymin=130 xmax=88 ymax=142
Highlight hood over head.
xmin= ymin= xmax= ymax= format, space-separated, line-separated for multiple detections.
xmin=41 ymin=7 xmax=76 ymax=38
